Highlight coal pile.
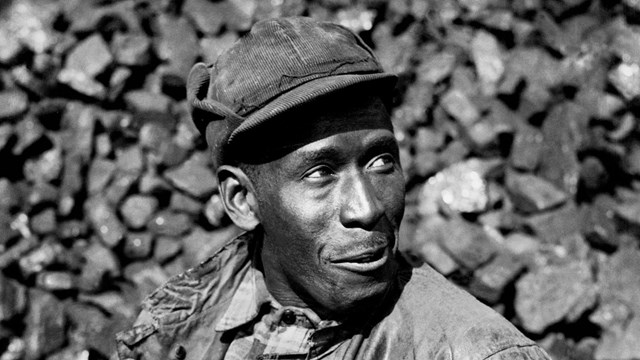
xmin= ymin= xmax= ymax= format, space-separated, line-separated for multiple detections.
xmin=1 ymin=0 xmax=640 ymax=359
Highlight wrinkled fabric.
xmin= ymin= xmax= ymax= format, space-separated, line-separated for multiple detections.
xmin=216 ymin=253 xmax=347 ymax=359
xmin=114 ymin=231 xmax=551 ymax=360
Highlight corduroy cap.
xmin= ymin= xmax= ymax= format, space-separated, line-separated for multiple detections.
xmin=187 ymin=16 xmax=397 ymax=168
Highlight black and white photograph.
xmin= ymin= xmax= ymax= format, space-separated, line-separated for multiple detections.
xmin=0 ymin=0 xmax=639 ymax=359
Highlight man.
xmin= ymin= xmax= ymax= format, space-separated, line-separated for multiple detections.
xmin=115 ymin=17 xmax=551 ymax=360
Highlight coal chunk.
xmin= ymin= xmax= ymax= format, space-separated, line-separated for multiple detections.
xmin=147 ymin=210 xmax=192 ymax=237
xmin=509 ymin=125 xmax=544 ymax=171
xmin=0 ymin=27 xmax=24 ymax=65
xmin=164 ymin=154 xmax=218 ymax=198
xmin=62 ymin=104 xmax=97 ymax=162
xmin=24 ymin=289 xmax=67 ymax=359
xmin=182 ymin=226 xmax=240 ymax=268
xmin=437 ymin=218 xmax=497 ymax=270
xmin=615 ymin=200 xmax=640 ymax=228
xmin=372 ymin=22 xmax=417 ymax=76
xmin=153 ymin=236 xmax=182 ymax=264
xmin=87 ymin=158 xmax=116 ymax=194
xmin=154 ymin=14 xmax=199 ymax=79
xmin=505 ymin=171 xmax=569 ymax=213
xmin=123 ymin=260 xmax=169 ymax=298
xmin=23 ymin=147 xmax=63 ymax=184
xmin=471 ymin=30 xmax=505 ymax=95
xmin=139 ymin=121 xmax=172 ymax=154
xmin=120 ymin=195 xmax=159 ymax=229
xmin=418 ymin=159 xmax=499 ymax=215
xmin=539 ymin=103 xmax=586 ymax=196
xmin=0 ymin=274 xmax=28 ymax=322
xmin=0 ymin=90 xmax=29 ymax=120
xmin=204 ymin=194 xmax=226 ymax=227
xmin=123 ymin=232 xmax=154 ymax=260
xmin=469 ymin=252 xmax=524 ymax=303
xmin=596 ymin=246 xmax=640 ymax=359
xmin=170 ymin=192 xmax=202 ymax=214
xmin=0 ymin=179 xmax=21 ymax=213
xmin=66 ymin=302 xmax=132 ymax=357
xmin=58 ymin=34 xmax=113 ymax=99
xmin=410 ymin=216 xmax=459 ymax=275
xmin=0 ymin=124 xmax=13 ymax=153
xmin=515 ymin=261 xmax=595 ymax=334
xmin=104 ymin=171 xmax=139 ymax=205
xmin=2 ymin=0 xmax=61 ymax=53
xmin=0 ymin=235 xmax=39 ymax=270
xmin=116 ymin=145 xmax=144 ymax=175
xmin=36 ymin=271 xmax=77 ymax=291
xmin=64 ymin=34 xmax=113 ymax=78
xmin=391 ymin=80 xmax=434 ymax=131
xmin=123 ymin=90 xmax=173 ymax=114
xmin=111 ymin=33 xmax=152 ymax=66
xmin=19 ymin=239 xmax=62 ymax=276
xmin=524 ymin=202 xmax=582 ymax=244
xmin=86 ymin=197 xmax=126 ymax=248
xmin=416 ymin=50 xmax=458 ymax=84
xmin=79 ymin=241 xmax=120 ymax=293
xmin=441 ymin=89 xmax=480 ymax=128
xmin=609 ymin=62 xmax=640 ymax=100
xmin=200 ymin=33 xmax=239 ymax=64
xmin=183 ymin=0 xmax=226 ymax=35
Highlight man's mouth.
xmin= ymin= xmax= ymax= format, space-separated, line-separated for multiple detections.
xmin=330 ymin=246 xmax=389 ymax=273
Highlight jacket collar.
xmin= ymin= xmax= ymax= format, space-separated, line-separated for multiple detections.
xmin=215 ymin=261 xmax=271 ymax=331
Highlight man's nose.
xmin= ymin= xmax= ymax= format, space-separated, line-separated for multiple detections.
xmin=339 ymin=172 xmax=384 ymax=230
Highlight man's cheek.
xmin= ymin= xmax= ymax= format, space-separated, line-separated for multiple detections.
xmin=374 ymin=179 xmax=405 ymax=218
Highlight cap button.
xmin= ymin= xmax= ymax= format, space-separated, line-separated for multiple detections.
xmin=172 ymin=344 xmax=186 ymax=360
xmin=281 ymin=309 xmax=296 ymax=325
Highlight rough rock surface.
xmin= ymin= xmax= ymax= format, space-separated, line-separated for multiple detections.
xmin=515 ymin=262 xmax=595 ymax=334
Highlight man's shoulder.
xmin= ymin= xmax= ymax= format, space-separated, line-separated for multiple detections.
xmin=140 ymin=231 xmax=251 ymax=321
xmin=384 ymin=264 xmax=546 ymax=360
xmin=399 ymin=264 xmax=491 ymax=316
xmin=114 ymin=231 xmax=253 ymax=359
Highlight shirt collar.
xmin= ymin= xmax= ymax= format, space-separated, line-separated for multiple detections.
xmin=214 ymin=255 xmax=339 ymax=332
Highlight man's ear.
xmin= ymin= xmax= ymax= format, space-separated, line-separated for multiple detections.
xmin=217 ymin=165 xmax=260 ymax=231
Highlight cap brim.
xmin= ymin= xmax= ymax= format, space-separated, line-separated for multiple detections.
xmin=227 ymin=72 xmax=397 ymax=146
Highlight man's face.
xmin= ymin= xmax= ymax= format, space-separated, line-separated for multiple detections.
xmin=251 ymin=96 xmax=405 ymax=319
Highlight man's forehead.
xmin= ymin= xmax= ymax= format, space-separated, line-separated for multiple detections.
xmin=283 ymin=95 xmax=392 ymax=147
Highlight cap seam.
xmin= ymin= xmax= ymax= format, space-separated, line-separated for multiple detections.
xmin=234 ymin=58 xmax=380 ymax=116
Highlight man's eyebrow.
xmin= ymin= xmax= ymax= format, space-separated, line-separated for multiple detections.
xmin=362 ymin=135 xmax=399 ymax=158
xmin=296 ymin=146 xmax=344 ymax=165
xmin=295 ymin=135 xmax=398 ymax=165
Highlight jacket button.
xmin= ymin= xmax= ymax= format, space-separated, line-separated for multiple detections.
xmin=172 ymin=345 xmax=186 ymax=360
xmin=281 ymin=310 xmax=296 ymax=325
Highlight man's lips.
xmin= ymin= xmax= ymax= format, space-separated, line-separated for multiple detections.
xmin=329 ymin=246 xmax=389 ymax=273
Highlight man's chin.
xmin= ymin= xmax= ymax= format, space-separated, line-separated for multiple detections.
xmin=320 ymin=259 xmax=398 ymax=317
xmin=326 ymin=280 xmax=395 ymax=321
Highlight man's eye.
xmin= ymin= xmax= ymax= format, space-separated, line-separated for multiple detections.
xmin=305 ymin=166 xmax=334 ymax=179
xmin=369 ymin=155 xmax=394 ymax=170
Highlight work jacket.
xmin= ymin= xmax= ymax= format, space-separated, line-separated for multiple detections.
xmin=115 ymin=231 xmax=551 ymax=360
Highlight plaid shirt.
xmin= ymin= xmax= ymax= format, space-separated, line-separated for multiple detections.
xmin=218 ymin=265 xmax=352 ymax=360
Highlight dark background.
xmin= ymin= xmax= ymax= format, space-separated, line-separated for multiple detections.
xmin=1 ymin=0 xmax=640 ymax=359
